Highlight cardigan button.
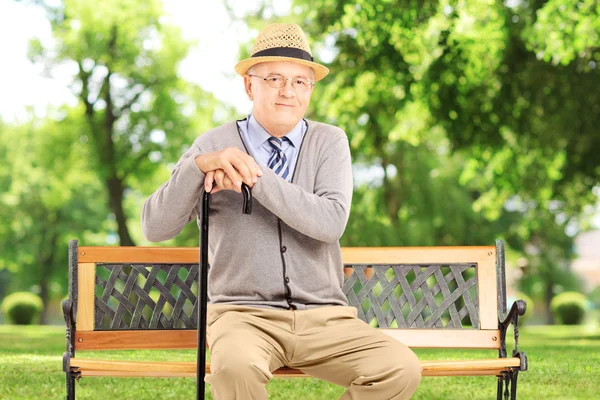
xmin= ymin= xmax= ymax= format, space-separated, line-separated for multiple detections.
xmin=285 ymin=277 xmax=290 ymax=283
xmin=281 ymin=246 xmax=287 ymax=253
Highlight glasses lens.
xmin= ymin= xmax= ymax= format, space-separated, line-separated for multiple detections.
xmin=265 ymin=77 xmax=284 ymax=88
xmin=293 ymin=79 xmax=310 ymax=91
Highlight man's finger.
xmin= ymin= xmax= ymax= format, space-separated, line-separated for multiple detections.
xmin=214 ymin=169 xmax=225 ymax=189
xmin=230 ymin=157 xmax=253 ymax=186
xmin=242 ymin=156 xmax=261 ymax=183
xmin=205 ymin=171 xmax=214 ymax=192
xmin=223 ymin=174 xmax=237 ymax=192
xmin=221 ymin=162 xmax=243 ymax=189
xmin=253 ymin=158 xmax=263 ymax=177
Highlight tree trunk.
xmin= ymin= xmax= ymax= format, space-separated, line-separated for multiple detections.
xmin=39 ymin=279 xmax=50 ymax=325
xmin=371 ymin=120 xmax=403 ymax=229
xmin=107 ymin=176 xmax=135 ymax=246
xmin=39 ymin=230 xmax=59 ymax=325
xmin=544 ymin=280 xmax=554 ymax=325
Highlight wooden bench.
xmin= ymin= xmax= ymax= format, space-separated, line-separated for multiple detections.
xmin=62 ymin=239 xmax=528 ymax=399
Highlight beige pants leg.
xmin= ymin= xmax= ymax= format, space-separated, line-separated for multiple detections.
xmin=290 ymin=305 xmax=422 ymax=399
xmin=204 ymin=304 xmax=422 ymax=400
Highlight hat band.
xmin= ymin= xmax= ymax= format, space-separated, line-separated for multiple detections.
xmin=251 ymin=47 xmax=314 ymax=62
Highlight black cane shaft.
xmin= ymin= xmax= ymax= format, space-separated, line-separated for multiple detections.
xmin=197 ymin=184 xmax=252 ymax=400
xmin=197 ymin=190 xmax=210 ymax=400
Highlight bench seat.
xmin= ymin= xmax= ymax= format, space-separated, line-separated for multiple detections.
xmin=69 ymin=357 xmax=522 ymax=378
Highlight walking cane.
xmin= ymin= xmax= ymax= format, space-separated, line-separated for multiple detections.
xmin=197 ymin=183 xmax=253 ymax=400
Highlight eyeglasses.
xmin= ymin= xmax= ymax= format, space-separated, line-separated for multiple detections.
xmin=247 ymin=74 xmax=315 ymax=91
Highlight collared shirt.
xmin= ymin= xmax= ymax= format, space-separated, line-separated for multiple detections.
xmin=237 ymin=114 xmax=307 ymax=180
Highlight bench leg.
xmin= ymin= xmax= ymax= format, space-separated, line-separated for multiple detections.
xmin=66 ymin=371 xmax=76 ymax=400
xmin=497 ymin=376 xmax=503 ymax=400
xmin=497 ymin=371 xmax=519 ymax=400
xmin=510 ymin=371 xmax=519 ymax=400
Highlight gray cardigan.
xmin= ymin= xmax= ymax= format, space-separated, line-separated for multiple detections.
xmin=141 ymin=119 xmax=353 ymax=310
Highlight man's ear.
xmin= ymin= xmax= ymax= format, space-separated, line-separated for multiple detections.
xmin=244 ymin=75 xmax=254 ymax=101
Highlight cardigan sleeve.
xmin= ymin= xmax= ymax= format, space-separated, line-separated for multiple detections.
xmin=141 ymin=141 xmax=206 ymax=242
xmin=251 ymin=131 xmax=353 ymax=243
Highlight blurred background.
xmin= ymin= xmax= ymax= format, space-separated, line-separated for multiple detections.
xmin=0 ymin=0 xmax=599 ymax=331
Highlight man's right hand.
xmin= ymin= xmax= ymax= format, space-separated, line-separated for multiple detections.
xmin=195 ymin=147 xmax=262 ymax=190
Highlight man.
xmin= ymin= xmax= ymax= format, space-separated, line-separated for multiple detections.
xmin=141 ymin=23 xmax=421 ymax=399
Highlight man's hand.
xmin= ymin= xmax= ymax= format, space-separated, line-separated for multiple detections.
xmin=205 ymin=169 xmax=255 ymax=193
xmin=195 ymin=147 xmax=262 ymax=189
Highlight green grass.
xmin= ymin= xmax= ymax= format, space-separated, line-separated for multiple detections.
xmin=1 ymin=324 xmax=599 ymax=399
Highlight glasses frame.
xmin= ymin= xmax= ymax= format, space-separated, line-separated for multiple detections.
xmin=247 ymin=73 xmax=315 ymax=91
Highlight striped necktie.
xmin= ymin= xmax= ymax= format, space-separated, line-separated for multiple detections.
xmin=267 ymin=136 xmax=290 ymax=181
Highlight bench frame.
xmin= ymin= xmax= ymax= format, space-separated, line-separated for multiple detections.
xmin=62 ymin=239 xmax=527 ymax=399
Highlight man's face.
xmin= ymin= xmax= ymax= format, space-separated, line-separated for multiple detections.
xmin=244 ymin=61 xmax=314 ymax=133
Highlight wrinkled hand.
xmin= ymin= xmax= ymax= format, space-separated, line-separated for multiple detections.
xmin=205 ymin=169 xmax=255 ymax=193
xmin=195 ymin=147 xmax=262 ymax=190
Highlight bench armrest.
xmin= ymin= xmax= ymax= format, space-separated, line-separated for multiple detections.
xmin=498 ymin=300 xmax=528 ymax=371
xmin=500 ymin=299 xmax=527 ymax=328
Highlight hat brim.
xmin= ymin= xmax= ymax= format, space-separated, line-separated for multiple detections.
xmin=235 ymin=56 xmax=329 ymax=82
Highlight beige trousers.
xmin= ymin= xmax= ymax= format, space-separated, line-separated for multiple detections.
xmin=205 ymin=304 xmax=422 ymax=400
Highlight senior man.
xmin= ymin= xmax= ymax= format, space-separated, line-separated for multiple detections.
xmin=141 ymin=23 xmax=421 ymax=399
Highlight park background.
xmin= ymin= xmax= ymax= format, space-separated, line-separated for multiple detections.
xmin=0 ymin=0 xmax=599 ymax=399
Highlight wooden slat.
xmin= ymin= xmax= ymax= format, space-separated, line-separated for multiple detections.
xmin=80 ymin=371 xmax=201 ymax=378
xmin=379 ymin=329 xmax=500 ymax=349
xmin=75 ymin=330 xmax=195 ymax=350
xmin=78 ymin=246 xmax=496 ymax=265
xmin=421 ymin=358 xmax=520 ymax=371
xmin=341 ymin=246 xmax=496 ymax=265
xmin=75 ymin=329 xmax=500 ymax=351
xmin=477 ymin=254 xmax=499 ymax=329
xmin=78 ymin=247 xmax=200 ymax=263
xmin=76 ymin=263 xmax=96 ymax=331
xmin=71 ymin=357 xmax=521 ymax=378
xmin=79 ymin=369 xmax=508 ymax=378
xmin=423 ymin=370 xmax=507 ymax=377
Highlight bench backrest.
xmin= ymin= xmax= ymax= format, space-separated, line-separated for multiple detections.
xmin=67 ymin=240 xmax=506 ymax=352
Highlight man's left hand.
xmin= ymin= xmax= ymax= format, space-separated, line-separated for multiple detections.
xmin=205 ymin=169 xmax=256 ymax=193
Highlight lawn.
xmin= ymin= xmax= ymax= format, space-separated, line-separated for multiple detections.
xmin=1 ymin=324 xmax=599 ymax=399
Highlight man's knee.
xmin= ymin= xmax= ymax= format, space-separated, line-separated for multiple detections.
xmin=209 ymin=346 xmax=272 ymax=384
xmin=390 ymin=346 xmax=422 ymax=395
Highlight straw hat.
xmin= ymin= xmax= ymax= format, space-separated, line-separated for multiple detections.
xmin=235 ymin=23 xmax=329 ymax=82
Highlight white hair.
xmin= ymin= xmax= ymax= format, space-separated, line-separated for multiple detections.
xmin=247 ymin=64 xmax=263 ymax=76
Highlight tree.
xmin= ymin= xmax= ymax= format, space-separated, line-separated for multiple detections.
xmin=0 ymin=110 xmax=106 ymax=323
xmin=27 ymin=0 xmax=218 ymax=245
xmin=228 ymin=1 xmax=599 ymax=321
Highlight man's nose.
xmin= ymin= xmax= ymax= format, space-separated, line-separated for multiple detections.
xmin=279 ymin=80 xmax=296 ymax=98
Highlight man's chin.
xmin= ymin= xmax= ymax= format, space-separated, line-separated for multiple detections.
xmin=270 ymin=112 xmax=301 ymax=123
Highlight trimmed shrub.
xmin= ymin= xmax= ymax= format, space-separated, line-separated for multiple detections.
xmin=1 ymin=292 xmax=44 ymax=325
xmin=550 ymin=291 xmax=587 ymax=325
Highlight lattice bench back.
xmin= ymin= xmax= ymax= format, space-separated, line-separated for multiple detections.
xmin=67 ymin=241 xmax=506 ymax=352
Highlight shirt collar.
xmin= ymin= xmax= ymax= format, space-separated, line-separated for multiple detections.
xmin=248 ymin=114 xmax=304 ymax=149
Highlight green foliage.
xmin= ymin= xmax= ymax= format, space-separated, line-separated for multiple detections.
xmin=0 ymin=113 xmax=106 ymax=310
xmin=550 ymin=291 xmax=588 ymax=325
xmin=1 ymin=292 xmax=44 ymax=325
xmin=0 ymin=0 xmax=230 ymax=321
xmin=233 ymin=0 xmax=600 ymax=323
xmin=27 ymin=0 xmax=222 ymax=247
